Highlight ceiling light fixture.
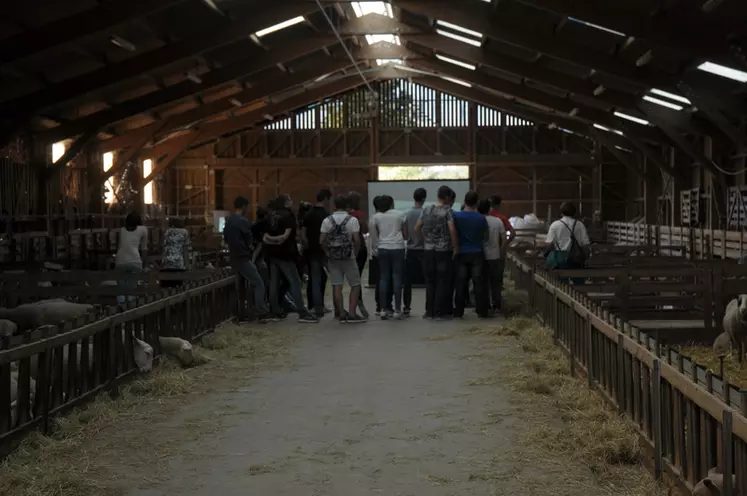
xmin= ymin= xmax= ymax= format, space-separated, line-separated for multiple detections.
xmin=697 ymin=61 xmax=747 ymax=82
xmin=435 ymin=20 xmax=483 ymax=39
xmin=441 ymin=76 xmax=472 ymax=88
xmin=435 ymin=54 xmax=476 ymax=70
xmin=255 ymin=16 xmax=306 ymax=37
xmin=593 ymin=123 xmax=624 ymax=136
xmin=642 ymin=95 xmax=684 ymax=111
xmin=435 ymin=29 xmax=482 ymax=47
xmin=649 ymin=88 xmax=691 ymax=105
xmin=568 ymin=17 xmax=625 ymax=37
xmin=613 ymin=111 xmax=650 ymax=126
xmin=109 ymin=35 xmax=137 ymax=52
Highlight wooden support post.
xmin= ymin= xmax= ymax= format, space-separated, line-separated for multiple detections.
xmin=652 ymin=359 xmax=662 ymax=481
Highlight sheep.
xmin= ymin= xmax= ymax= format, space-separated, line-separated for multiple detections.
xmin=713 ymin=295 xmax=747 ymax=362
xmin=693 ymin=467 xmax=736 ymax=495
xmin=158 ymin=336 xmax=194 ymax=367
xmin=0 ymin=319 xmax=17 ymax=338
xmin=0 ymin=299 xmax=94 ymax=332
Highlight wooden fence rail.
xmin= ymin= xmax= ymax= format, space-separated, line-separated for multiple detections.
xmin=508 ymin=253 xmax=747 ymax=495
xmin=0 ymin=270 xmax=238 ymax=450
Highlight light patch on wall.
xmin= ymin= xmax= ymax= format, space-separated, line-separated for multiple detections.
xmin=143 ymin=158 xmax=154 ymax=205
xmin=103 ymin=152 xmax=116 ymax=204
xmin=52 ymin=142 xmax=66 ymax=163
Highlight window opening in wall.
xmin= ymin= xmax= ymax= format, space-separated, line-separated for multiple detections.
xmin=377 ymin=165 xmax=470 ymax=181
xmin=52 ymin=142 xmax=66 ymax=162
xmin=103 ymin=152 xmax=115 ymax=204
xmin=143 ymin=158 xmax=154 ymax=205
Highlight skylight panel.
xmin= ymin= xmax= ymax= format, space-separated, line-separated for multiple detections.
xmin=351 ymin=1 xmax=393 ymax=18
xmin=642 ymin=95 xmax=684 ymax=111
xmin=649 ymin=88 xmax=691 ymax=105
xmin=568 ymin=17 xmax=626 ymax=37
xmin=436 ymin=29 xmax=482 ymax=47
xmin=376 ymin=58 xmax=403 ymax=66
xmin=366 ymin=34 xmax=400 ymax=45
xmin=697 ymin=61 xmax=747 ymax=83
xmin=435 ymin=20 xmax=483 ymax=39
xmin=593 ymin=123 xmax=624 ymax=136
xmin=613 ymin=111 xmax=650 ymax=126
xmin=435 ymin=54 xmax=476 ymax=71
xmin=442 ymin=76 xmax=472 ymax=88
xmin=255 ymin=16 xmax=306 ymax=37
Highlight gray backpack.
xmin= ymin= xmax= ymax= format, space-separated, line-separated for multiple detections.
xmin=326 ymin=215 xmax=353 ymax=260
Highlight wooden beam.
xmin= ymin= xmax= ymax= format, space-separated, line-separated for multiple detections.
xmin=141 ymin=74 xmax=373 ymax=182
xmin=511 ymin=0 xmax=746 ymax=69
xmin=593 ymin=130 xmax=649 ymax=183
xmin=177 ymin=153 xmax=594 ymax=168
xmin=94 ymin=58 xmax=352 ymax=152
xmin=395 ymin=0 xmax=744 ymax=115
xmin=409 ymin=58 xmax=669 ymax=144
xmin=0 ymin=1 xmax=319 ymax=118
xmin=47 ymin=130 xmax=98 ymax=170
xmin=37 ymin=35 xmax=338 ymax=145
xmin=0 ymin=0 xmax=188 ymax=67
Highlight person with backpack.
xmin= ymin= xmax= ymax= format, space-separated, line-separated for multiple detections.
xmin=320 ymin=195 xmax=365 ymax=324
xmin=544 ymin=202 xmax=590 ymax=285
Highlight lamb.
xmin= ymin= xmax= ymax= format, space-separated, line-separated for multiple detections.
xmin=158 ymin=336 xmax=194 ymax=367
xmin=0 ymin=319 xmax=17 ymax=338
xmin=693 ymin=467 xmax=737 ymax=495
xmin=713 ymin=295 xmax=747 ymax=361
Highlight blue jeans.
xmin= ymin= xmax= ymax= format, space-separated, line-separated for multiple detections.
xmin=307 ymin=254 xmax=327 ymax=314
xmin=378 ymin=249 xmax=405 ymax=313
xmin=116 ymin=262 xmax=142 ymax=305
xmin=455 ymin=252 xmax=489 ymax=317
xmin=233 ymin=257 xmax=268 ymax=317
xmin=270 ymin=258 xmax=306 ymax=316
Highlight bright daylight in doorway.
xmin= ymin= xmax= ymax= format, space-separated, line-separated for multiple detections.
xmin=378 ymin=165 xmax=470 ymax=181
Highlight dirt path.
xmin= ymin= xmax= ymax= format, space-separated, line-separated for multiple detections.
xmin=120 ymin=290 xmax=586 ymax=496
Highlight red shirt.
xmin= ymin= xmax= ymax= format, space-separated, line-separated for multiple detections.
xmin=490 ymin=211 xmax=512 ymax=232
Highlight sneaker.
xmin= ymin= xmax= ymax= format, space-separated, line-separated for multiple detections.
xmin=323 ymin=306 xmax=333 ymax=314
xmin=346 ymin=314 xmax=366 ymax=324
xmin=375 ymin=307 xmax=381 ymax=316
xmin=339 ymin=311 xmax=349 ymax=324
xmin=298 ymin=313 xmax=319 ymax=323
xmin=237 ymin=316 xmax=251 ymax=324
xmin=257 ymin=314 xmax=273 ymax=324
xmin=381 ymin=311 xmax=390 ymax=320
xmin=358 ymin=302 xmax=370 ymax=319
xmin=271 ymin=313 xmax=286 ymax=322
xmin=403 ymin=308 xmax=411 ymax=317
xmin=392 ymin=311 xmax=403 ymax=320
xmin=422 ymin=313 xmax=431 ymax=319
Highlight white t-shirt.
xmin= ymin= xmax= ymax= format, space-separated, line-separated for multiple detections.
xmin=546 ymin=216 xmax=590 ymax=251
xmin=115 ymin=226 xmax=148 ymax=265
xmin=484 ymin=216 xmax=507 ymax=261
xmin=369 ymin=210 xmax=406 ymax=252
xmin=320 ymin=212 xmax=360 ymax=260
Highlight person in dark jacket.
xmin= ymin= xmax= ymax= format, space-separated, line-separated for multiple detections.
xmin=224 ymin=196 xmax=270 ymax=323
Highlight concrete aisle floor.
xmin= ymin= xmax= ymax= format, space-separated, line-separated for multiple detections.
xmin=130 ymin=289 xmax=540 ymax=496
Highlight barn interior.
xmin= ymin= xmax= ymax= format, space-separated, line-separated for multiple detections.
xmin=1 ymin=0 xmax=747 ymax=494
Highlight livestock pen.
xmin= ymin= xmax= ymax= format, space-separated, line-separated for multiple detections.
xmin=0 ymin=269 xmax=238 ymax=453
xmin=508 ymin=252 xmax=747 ymax=495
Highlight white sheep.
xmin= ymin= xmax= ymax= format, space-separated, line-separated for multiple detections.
xmin=713 ymin=295 xmax=747 ymax=361
xmin=693 ymin=467 xmax=736 ymax=495
xmin=133 ymin=335 xmax=154 ymax=373
xmin=0 ymin=319 xmax=17 ymax=338
xmin=158 ymin=336 xmax=194 ymax=367
xmin=0 ymin=299 xmax=93 ymax=332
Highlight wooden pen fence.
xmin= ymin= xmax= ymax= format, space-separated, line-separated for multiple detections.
xmin=0 ymin=269 xmax=238 ymax=450
xmin=508 ymin=253 xmax=747 ymax=495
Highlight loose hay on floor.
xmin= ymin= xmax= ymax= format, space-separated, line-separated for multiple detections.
xmin=489 ymin=317 xmax=666 ymax=496
xmin=0 ymin=323 xmax=294 ymax=496
xmin=676 ymin=344 xmax=747 ymax=389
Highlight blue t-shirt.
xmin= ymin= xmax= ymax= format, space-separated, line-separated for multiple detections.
xmin=454 ymin=211 xmax=488 ymax=254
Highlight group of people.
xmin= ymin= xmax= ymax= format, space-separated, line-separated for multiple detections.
xmin=369 ymin=187 xmax=515 ymax=320
xmin=223 ymin=185 xmax=522 ymax=324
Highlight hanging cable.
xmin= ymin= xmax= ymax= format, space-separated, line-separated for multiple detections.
xmin=313 ymin=0 xmax=376 ymax=95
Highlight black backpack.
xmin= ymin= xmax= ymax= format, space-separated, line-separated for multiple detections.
xmin=560 ymin=220 xmax=586 ymax=266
